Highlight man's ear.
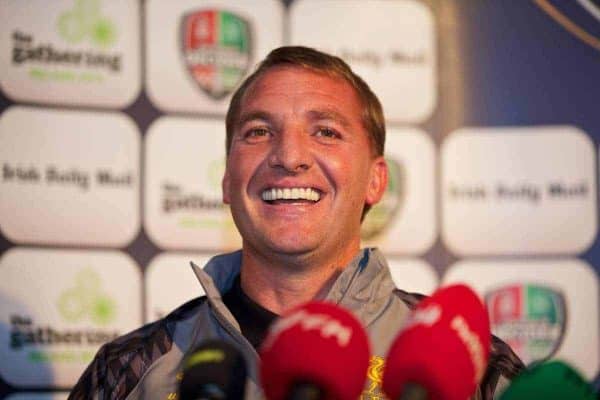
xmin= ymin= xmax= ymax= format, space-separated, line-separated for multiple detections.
xmin=365 ymin=156 xmax=388 ymax=206
xmin=222 ymin=164 xmax=231 ymax=205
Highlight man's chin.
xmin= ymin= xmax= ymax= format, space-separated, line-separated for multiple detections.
xmin=248 ymin=234 xmax=323 ymax=261
xmin=266 ymin=239 xmax=320 ymax=257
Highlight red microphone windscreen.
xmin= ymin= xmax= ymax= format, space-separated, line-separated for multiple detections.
xmin=259 ymin=301 xmax=371 ymax=400
xmin=382 ymin=284 xmax=491 ymax=400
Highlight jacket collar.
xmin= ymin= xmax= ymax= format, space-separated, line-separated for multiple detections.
xmin=324 ymin=248 xmax=397 ymax=327
xmin=190 ymin=248 xmax=396 ymax=327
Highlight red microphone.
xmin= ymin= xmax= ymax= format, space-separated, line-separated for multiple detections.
xmin=259 ymin=301 xmax=371 ymax=400
xmin=382 ymin=284 xmax=491 ymax=400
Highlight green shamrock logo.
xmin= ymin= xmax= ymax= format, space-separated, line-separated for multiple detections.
xmin=57 ymin=0 xmax=117 ymax=47
xmin=57 ymin=268 xmax=117 ymax=326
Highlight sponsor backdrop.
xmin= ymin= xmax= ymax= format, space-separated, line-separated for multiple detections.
xmin=0 ymin=0 xmax=598 ymax=396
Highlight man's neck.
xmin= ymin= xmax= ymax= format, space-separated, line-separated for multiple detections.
xmin=239 ymin=243 xmax=361 ymax=315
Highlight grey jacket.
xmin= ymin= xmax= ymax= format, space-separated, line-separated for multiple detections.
xmin=69 ymin=248 xmax=524 ymax=400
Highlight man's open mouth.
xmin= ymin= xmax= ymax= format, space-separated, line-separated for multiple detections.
xmin=261 ymin=187 xmax=321 ymax=203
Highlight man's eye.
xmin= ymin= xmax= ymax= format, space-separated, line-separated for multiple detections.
xmin=315 ymin=128 xmax=340 ymax=139
xmin=244 ymin=128 xmax=271 ymax=141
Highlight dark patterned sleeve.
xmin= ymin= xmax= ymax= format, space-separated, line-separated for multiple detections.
xmin=67 ymin=324 xmax=173 ymax=400
xmin=68 ymin=343 xmax=108 ymax=400
xmin=394 ymin=289 xmax=525 ymax=400
xmin=477 ymin=335 xmax=525 ymax=399
xmin=67 ymin=297 xmax=203 ymax=400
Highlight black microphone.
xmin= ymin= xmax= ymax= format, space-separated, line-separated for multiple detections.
xmin=178 ymin=339 xmax=247 ymax=400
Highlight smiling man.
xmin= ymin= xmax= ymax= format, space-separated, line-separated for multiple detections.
xmin=70 ymin=47 xmax=523 ymax=400
xmin=222 ymin=59 xmax=387 ymax=316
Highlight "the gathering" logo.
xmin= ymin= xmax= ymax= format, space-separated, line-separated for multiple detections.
xmin=9 ymin=268 xmax=120 ymax=364
xmin=11 ymin=0 xmax=122 ymax=83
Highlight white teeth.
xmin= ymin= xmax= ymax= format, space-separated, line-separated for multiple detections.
xmin=261 ymin=187 xmax=321 ymax=202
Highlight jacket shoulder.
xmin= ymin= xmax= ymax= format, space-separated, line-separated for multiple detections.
xmin=68 ymin=296 xmax=207 ymax=400
xmin=392 ymin=288 xmax=525 ymax=400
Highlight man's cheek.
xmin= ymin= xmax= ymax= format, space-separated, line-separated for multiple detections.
xmin=221 ymin=171 xmax=231 ymax=204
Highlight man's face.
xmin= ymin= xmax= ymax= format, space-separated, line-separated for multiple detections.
xmin=223 ymin=66 xmax=387 ymax=263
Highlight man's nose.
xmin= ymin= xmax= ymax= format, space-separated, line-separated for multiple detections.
xmin=268 ymin=128 xmax=313 ymax=173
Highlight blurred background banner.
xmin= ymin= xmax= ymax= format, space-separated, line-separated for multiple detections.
xmin=0 ymin=0 xmax=598 ymax=396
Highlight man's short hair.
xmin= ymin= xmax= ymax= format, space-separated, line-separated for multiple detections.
xmin=225 ymin=46 xmax=386 ymax=157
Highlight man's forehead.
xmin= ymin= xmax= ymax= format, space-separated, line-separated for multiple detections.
xmin=237 ymin=65 xmax=362 ymax=122
xmin=245 ymin=64 xmax=349 ymax=93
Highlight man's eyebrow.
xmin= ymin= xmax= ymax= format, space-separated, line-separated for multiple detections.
xmin=237 ymin=111 xmax=273 ymax=127
xmin=237 ymin=109 xmax=352 ymax=128
xmin=307 ymin=109 xmax=351 ymax=127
